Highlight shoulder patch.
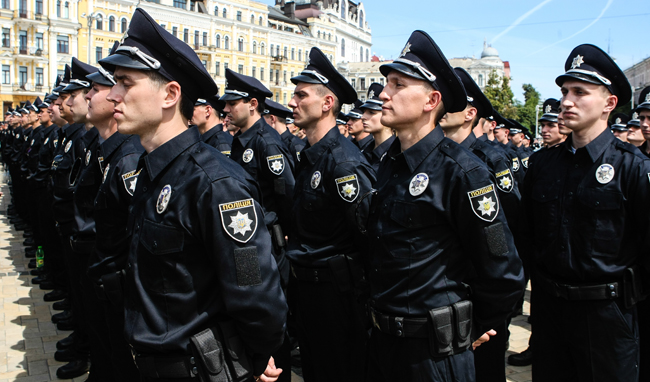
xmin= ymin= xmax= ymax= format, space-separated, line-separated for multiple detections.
xmin=335 ymin=174 xmax=359 ymax=202
xmin=121 ymin=169 xmax=142 ymax=196
xmin=267 ymin=154 xmax=285 ymax=175
xmin=521 ymin=156 xmax=529 ymax=169
xmin=512 ymin=157 xmax=520 ymax=172
xmin=220 ymin=198 xmax=258 ymax=243
xmin=468 ymin=183 xmax=499 ymax=222
xmin=495 ymin=169 xmax=513 ymax=193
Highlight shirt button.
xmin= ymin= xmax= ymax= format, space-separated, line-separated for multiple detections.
xmin=393 ymin=174 xmax=398 ymax=178
xmin=152 ymin=241 xmax=158 ymax=249
xmin=396 ymin=329 xmax=403 ymax=336
xmin=143 ymin=187 xmax=147 ymax=192
xmin=568 ymin=192 xmax=573 ymax=196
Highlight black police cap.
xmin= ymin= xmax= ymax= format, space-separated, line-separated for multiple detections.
xmin=493 ymin=111 xmax=511 ymax=130
xmin=87 ymin=43 xmax=119 ymax=87
xmin=336 ymin=112 xmax=349 ymax=125
xmin=556 ymin=44 xmax=631 ymax=105
xmin=539 ymin=98 xmax=560 ymax=123
xmin=62 ymin=58 xmax=97 ymax=92
xmin=380 ymin=30 xmax=467 ymax=113
xmin=53 ymin=65 xmax=71 ymax=93
xmin=454 ymin=67 xmax=491 ymax=119
xmin=263 ymin=99 xmax=292 ymax=119
xmin=627 ymin=111 xmax=640 ymax=128
xmin=195 ymin=93 xmax=224 ymax=112
xmin=18 ymin=101 xmax=31 ymax=114
xmin=610 ymin=112 xmax=629 ymax=132
xmin=220 ymin=69 xmax=272 ymax=102
xmin=636 ymin=86 xmax=650 ymax=112
xmin=508 ymin=119 xmax=525 ymax=134
xmin=291 ymin=47 xmax=357 ymax=104
xmin=347 ymin=100 xmax=363 ymax=119
xmin=37 ymin=95 xmax=50 ymax=109
xmin=99 ymin=8 xmax=217 ymax=103
xmin=360 ymin=83 xmax=384 ymax=111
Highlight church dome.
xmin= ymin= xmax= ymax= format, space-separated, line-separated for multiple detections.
xmin=481 ymin=45 xmax=499 ymax=58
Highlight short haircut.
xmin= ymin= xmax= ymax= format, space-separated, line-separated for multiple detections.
xmin=243 ymin=97 xmax=266 ymax=114
xmin=314 ymin=84 xmax=341 ymax=115
xmin=144 ymin=70 xmax=194 ymax=121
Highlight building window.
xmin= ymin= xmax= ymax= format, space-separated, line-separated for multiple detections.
xmin=341 ymin=38 xmax=345 ymax=57
xmin=379 ymin=78 xmax=384 ymax=85
xmin=238 ymin=37 xmax=244 ymax=52
xmin=283 ymin=70 xmax=287 ymax=83
xmin=172 ymin=26 xmax=178 ymax=37
xmin=214 ymin=6 xmax=218 ymax=15
xmin=19 ymin=0 xmax=26 ymax=16
xmin=360 ymin=78 xmax=366 ymax=90
xmin=260 ymin=68 xmax=264 ymax=81
xmin=215 ymin=62 xmax=220 ymax=76
xmin=260 ymin=43 xmax=265 ymax=55
xmin=19 ymin=31 xmax=27 ymax=53
xmin=317 ymin=31 xmax=320 ymax=38
xmin=275 ymin=92 xmax=279 ymax=102
xmin=291 ymin=48 xmax=295 ymax=60
xmin=222 ymin=8 xmax=226 ymax=18
xmin=359 ymin=10 xmax=364 ymax=28
xmin=121 ymin=18 xmax=128 ymax=33
xmin=351 ymin=78 xmax=356 ymax=89
xmin=190 ymin=0 xmax=195 ymax=11
xmin=252 ymin=66 xmax=256 ymax=78
xmin=250 ymin=14 xmax=254 ymax=23
xmin=224 ymin=36 xmax=229 ymax=50
xmin=238 ymin=65 xmax=243 ymax=74
xmin=183 ymin=29 xmax=189 ymax=43
xmin=173 ymin=0 xmax=186 ymax=9
xmin=215 ymin=34 xmax=220 ymax=48
xmin=252 ymin=41 xmax=256 ymax=54
xmin=36 ymin=67 xmax=43 ymax=86
xmin=36 ymin=32 xmax=43 ymax=50
xmin=283 ymin=93 xmax=287 ymax=105
xmin=366 ymin=48 xmax=369 ymax=62
xmin=224 ymin=62 xmax=228 ymax=72
xmin=56 ymin=35 xmax=69 ymax=53
xmin=1 ymin=0 xmax=9 ymax=9
xmin=96 ymin=17 xmax=102 ymax=30
xmin=270 ymin=44 xmax=274 ymax=56
xmin=341 ymin=0 xmax=346 ymax=19
xmin=2 ymin=28 xmax=10 ymax=48
xmin=56 ymin=0 xmax=61 ymax=16
xmin=360 ymin=46 xmax=363 ymax=61
xmin=236 ymin=11 xmax=241 ymax=21
xmin=2 ymin=65 xmax=9 ymax=84
xmin=202 ymin=32 xmax=207 ymax=46
xmin=19 ymin=66 xmax=27 ymax=86
xmin=478 ymin=74 xmax=484 ymax=87
xmin=276 ymin=45 xmax=279 ymax=57
xmin=95 ymin=47 xmax=102 ymax=62
xmin=63 ymin=1 xmax=69 ymax=18
xmin=108 ymin=16 xmax=115 ymax=32
xmin=35 ymin=0 xmax=43 ymax=14
xmin=194 ymin=30 xmax=199 ymax=47
xmin=259 ymin=16 xmax=263 ymax=26
xmin=328 ymin=33 xmax=331 ymax=41
xmin=283 ymin=46 xmax=287 ymax=58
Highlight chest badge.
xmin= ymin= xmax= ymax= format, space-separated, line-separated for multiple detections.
xmin=335 ymin=174 xmax=359 ymax=203
xmin=24 ymin=135 xmax=27 ymax=141
xmin=30 ymin=139 xmax=34 ymax=146
xmin=468 ymin=183 xmax=499 ymax=222
xmin=296 ymin=151 xmax=301 ymax=162
xmin=522 ymin=156 xmax=529 ymax=169
xmin=53 ymin=139 xmax=58 ymax=148
xmin=122 ymin=169 xmax=142 ymax=197
xmin=495 ymin=169 xmax=513 ymax=193
xmin=85 ymin=150 xmax=92 ymax=166
xmin=595 ymin=164 xmax=615 ymax=184
xmin=156 ymin=185 xmax=172 ymax=214
xmin=311 ymin=171 xmax=322 ymax=189
xmin=102 ymin=163 xmax=110 ymax=184
xmin=267 ymin=154 xmax=285 ymax=175
xmin=64 ymin=140 xmax=72 ymax=153
xmin=242 ymin=148 xmax=254 ymax=163
xmin=512 ymin=157 xmax=520 ymax=172
xmin=44 ymin=137 xmax=49 ymax=145
xmin=409 ymin=173 xmax=429 ymax=196
xmin=219 ymin=198 xmax=258 ymax=243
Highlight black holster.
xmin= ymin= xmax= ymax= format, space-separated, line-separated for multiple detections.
xmin=624 ymin=266 xmax=647 ymax=309
xmin=427 ymin=300 xmax=473 ymax=357
xmin=189 ymin=321 xmax=253 ymax=382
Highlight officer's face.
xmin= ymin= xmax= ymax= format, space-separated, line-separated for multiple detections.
xmin=540 ymin=121 xmax=563 ymax=146
xmin=49 ymin=102 xmax=64 ymax=126
xmin=509 ymin=132 xmax=523 ymax=145
xmin=29 ymin=111 xmax=38 ymax=124
xmin=85 ymin=83 xmax=114 ymax=125
xmin=627 ymin=126 xmax=644 ymax=145
xmin=612 ymin=130 xmax=628 ymax=142
xmin=482 ymin=119 xmax=496 ymax=135
xmin=66 ymin=89 xmax=89 ymax=124
xmin=560 ymin=80 xmax=616 ymax=133
xmin=362 ymin=109 xmax=382 ymax=134
xmin=380 ymin=71 xmax=438 ymax=131
xmin=56 ymin=93 xmax=73 ymax=123
xmin=223 ymin=99 xmax=251 ymax=129
xmin=494 ymin=128 xmax=509 ymax=143
xmin=192 ymin=105 xmax=208 ymax=127
xmin=639 ymin=110 xmax=650 ymax=140
xmin=288 ymin=82 xmax=329 ymax=129
xmin=38 ymin=108 xmax=50 ymax=125
xmin=347 ymin=117 xmax=363 ymax=135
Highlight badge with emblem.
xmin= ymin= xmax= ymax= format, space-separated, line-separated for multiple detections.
xmin=219 ymin=198 xmax=258 ymax=243
xmin=400 ymin=42 xmax=411 ymax=57
xmin=296 ymin=151 xmax=301 ymax=162
xmin=468 ymin=184 xmax=499 ymax=222
xmin=64 ymin=140 xmax=72 ymax=153
xmin=409 ymin=173 xmax=429 ymax=196
xmin=512 ymin=157 xmax=520 ymax=172
xmin=85 ymin=150 xmax=92 ymax=166
xmin=156 ymin=185 xmax=172 ymax=214
xmin=646 ymin=93 xmax=650 ymax=103
xmin=633 ymin=112 xmax=639 ymax=120
xmin=121 ymin=169 xmax=142 ymax=196
xmin=30 ymin=139 xmax=34 ymax=146
xmin=595 ymin=164 xmax=615 ymax=184
xmin=44 ymin=137 xmax=49 ymax=145
xmin=53 ymin=139 xmax=58 ymax=148
xmin=571 ymin=54 xmax=584 ymax=69
xmin=102 ymin=163 xmax=110 ymax=184
xmin=51 ymin=154 xmax=63 ymax=171
xmin=24 ymin=135 xmax=27 ymax=141
xmin=311 ymin=171 xmax=321 ymax=189
xmin=242 ymin=148 xmax=254 ymax=163
xmin=267 ymin=154 xmax=285 ymax=175
xmin=545 ymin=105 xmax=552 ymax=113
xmin=335 ymin=174 xmax=359 ymax=202
xmin=368 ymin=90 xmax=375 ymax=99
xmin=221 ymin=150 xmax=231 ymax=158
xmin=495 ymin=169 xmax=513 ymax=193
xmin=522 ymin=156 xmax=529 ymax=169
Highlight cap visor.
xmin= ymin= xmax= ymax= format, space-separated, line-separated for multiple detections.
xmin=290 ymin=74 xmax=322 ymax=85
xmin=555 ymin=72 xmax=604 ymax=87
xmin=635 ymin=103 xmax=650 ymax=112
xmin=379 ymin=62 xmax=427 ymax=81
xmin=219 ymin=93 xmax=244 ymax=101
xmin=62 ymin=83 xmax=86 ymax=92
xmin=539 ymin=115 xmax=558 ymax=123
xmin=360 ymin=102 xmax=382 ymax=111
xmin=99 ymin=53 xmax=152 ymax=72
xmin=86 ymin=72 xmax=114 ymax=87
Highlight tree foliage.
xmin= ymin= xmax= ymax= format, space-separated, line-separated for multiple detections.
xmin=483 ymin=70 xmax=517 ymax=120
xmin=516 ymin=83 xmax=541 ymax=135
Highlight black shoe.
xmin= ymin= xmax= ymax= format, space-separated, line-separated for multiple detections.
xmin=56 ymin=358 xmax=89 ymax=379
xmin=56 ymin=332 xmax=76 ymax=350
xmin=54 ymin=347 xmax=77 ymax=362
xmin=52 ymin=310 xmax=72 ymax=324
xmin=39 ymin=280 xmax=55 ymax=290
xmin=30 ymin=269 xmax=41 ymax=276
xmin=23 ymin=238 xmax=34 ymax=246
xmin=31 ymin=275 xmax=44 ymax=285
xmin=28 ymin=259 xmax=36 ymax=268
xmin=22 ymin=231 xmax=33 ymax=238
xmin=57 ymin=319 xmax=76 ymax=331
xmin=25 ymin=247 xmax=36 ymax=258
xmin=44 ymin=289 xmax=67 ymax=302
xmin=14 ymin=223 xmax=29 ymax=231
xmin=507 ymin=347 xmax=533 ymax=367
xmin=53 ymin=298 xmax=71 ymax=311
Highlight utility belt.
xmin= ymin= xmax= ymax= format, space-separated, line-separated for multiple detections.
xmin=94 ymin=270 xmax=125 ymax=306
xmin=291 ymin=254 xmax=364 ymax=294
xmin=132 ymin=321 xmax=253 ymax=382
xmin=370 ymin=300 xmax=473 ymax=358
xmin=536 ymin=266 xmax=646 ymax=309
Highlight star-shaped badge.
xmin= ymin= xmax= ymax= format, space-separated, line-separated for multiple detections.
xmin=228 ymin=211 xmax=253 ymax=237
xmin=499 ymin=176 xmax=512 ymax=191
xmin=545 ymin=105 xmax=551 ymax=113
xmin=646 ymin=93 xmax=650 ymax=102
xmin=368 ymin=90 xmax=375 ymax=99
xmin=571 ymin=55 xmax=584 ymax=69
xmin=477 ymin=196 xmax=496 ymax=216
xmin=341 ymin=183 xmax=357 ymax=199
xmin=271 ymin=160 xmax=283 ymax=173
xmin=400 ymin=42 xmax=411 ymax=57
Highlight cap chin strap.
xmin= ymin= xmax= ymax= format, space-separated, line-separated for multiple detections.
xmin=394 ymin=58 xmax=437 ymax=83
xmin=300 ymin=70 xmax=329 ymax=84
xmin=98 ymin=67 xmax=116 ymax=85
xmin=225 ymin=90 xmax=249 ymax=98
xmin=69 ymin=79 xmax=90 ymax=88
xmin=565 ymin=68 xmax=611 ymax=86
xmin=116 ymin=46 xmax=162 ymax=70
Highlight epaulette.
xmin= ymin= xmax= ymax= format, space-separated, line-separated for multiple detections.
xmin=439 ymin=138 xmax=482 ymax=173
xmin=614 ymin=138 xmax=647 ymax=158
xmin=331 ymin=135 xmax=365 ymax=165
xmin=191 ymin=142 xmax=255 ymax=187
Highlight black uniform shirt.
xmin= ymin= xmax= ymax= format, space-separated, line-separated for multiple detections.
xmin=353 ymin=134 xmax=374 ymax=153
xmin=366 ymin=126 xmax=524 ymax=334
xmin=201 ymin=124 xmax=233 ymax=157
xmin=522 ymin=129 xmax=650 ymax=283
xmin=286 ymin=126 xmax=376 ymax=267
xmin=70 ymin=127 xmax=101 ymax=242
xmin=364 ymin=135 xmax=396 ymax=173
xmin=638 ymin=141 xmax=650 ymax=158
xmin=280 ymin=129 xmax=306 ymax=165
xmin=51 ymin=123 xmax=86 ymax=233
xmin=33 ymin=124 xmax=60 ymax=184
xmin=124 ymin=127 xmax=287 ymax=375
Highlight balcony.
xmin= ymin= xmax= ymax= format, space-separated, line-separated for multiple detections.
xmin=19 ymin=47 xmax=27 ymax=55
xmin=271 ymin=55 xmax=288 ymax=63
xmin=12 ymin=11 xmax=44 ymax=25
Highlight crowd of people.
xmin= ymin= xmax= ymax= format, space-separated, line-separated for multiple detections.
xmin=1 ymin=6 xmax=649 ymax=382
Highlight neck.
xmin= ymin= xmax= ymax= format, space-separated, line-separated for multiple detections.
xmin=94 ymin=118 xmax=118 ymax=141
xmin=444 ymin=122 xmax=472 ymax=144
xmin=140 ymin=115 xmax=188 ymax=153
xmin=198 ymin=118 xmax=220 ymax=135
xmin=398 ymin=119 xmax=437 ymax=152
xmin=371 ymin=128 xmax=393 ymax=146
xmin=273 ymin=123 xmax=288 ymax=136
xmin=472 ymin=124 xmax=483 ymax=138
xmin=486 ymin=131 xmax=495 ymax=141
xmin=239 ymin=114 xmax=260 ymax=134
xmin=352 ymin=130 xmax=369 ymax=141
xmin=42 ymin=121 xmax=53 ymax=128
xmin=571 ymin=122 xmax=607 ymax=150
xmin=305 ymin=114 xmax=337 ymax=146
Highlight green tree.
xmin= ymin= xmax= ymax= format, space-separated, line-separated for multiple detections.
xmin=483 ymin=70 xmax=517 ymax=119
xmin=516 ymin=83 xmax=541 ymax=135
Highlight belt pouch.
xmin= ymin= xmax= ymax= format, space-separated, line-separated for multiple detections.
xmin=428 ymin=306 xmax=453 ymax=356
xmin=624 ymin=266 xmax=646 ymax=309
xmin=216 ymin=321 xmax=253 ymax=382
xmin=452 ymin=300 xmax=473 ymax=349
xmin=328 ymin=255 xmax=352 ymax=292
xmin=272 ymin=224 xmax=286 ymax=248
xmin=189 ymin=328 xmax=230 ymax=382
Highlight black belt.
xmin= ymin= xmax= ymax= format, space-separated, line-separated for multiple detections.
xmin=536 ymin=275 xmax=619 ymax=301
xmin=291 ymin=263 xmax=335 ymax=283
xmin=370 ymin=308 xmax=428 ymax=338
xmin=133 ymin=352 xmax=199 ymax=379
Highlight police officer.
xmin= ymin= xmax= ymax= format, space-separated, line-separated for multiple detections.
xmin=539 ymin=98 xmax=567 ymax=147
xmin=365 ymin=30 xmax=524 ymax=382
xmin=263 ymin=99 xmax=305 ymax=165
xmin=337 ymin=111 xmax=350 ymax=138
xmin=523 ymin=44 xmax=650 ymax=382
xmin=493 ymin=114 xmax=525 ymax=187
xmin=610 ymin=113 xmax=630 ymax=143
xmin=286 ymin=46 xmax=376 ymax=382
xmin=347 ymin=100 xmax=374 ymax=151
xmin=635 ymin=87 xmax=650 ymax=157
xmin=100 ymin=8 xmax=287 ymax=382
xmin=192 ymin=95 xmax=232 ymax=157
xmin=359 ymin=83 xmax=395 ymax=172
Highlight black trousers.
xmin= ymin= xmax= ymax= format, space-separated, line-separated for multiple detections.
xmin=101 ymin=291 xmax=141 ymax=381
xmin=289 ymin=276 xmax=367 ymax=382
xmin=473 ymin=321 xmax=507 ymax=382
xmin=532 ymin=285 xmax=639 ymax=382
xmin=366 ymin=329 xmax=475 ymax=382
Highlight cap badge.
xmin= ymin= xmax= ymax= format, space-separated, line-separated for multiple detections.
xmin=120 ymin=30 xmax=129 ymax=44
xmin=571 ymin=55 xmax=584 ymax=69
xmin=545 ymin=105 xmax=552 ymax=113
xmin=156 ymin=185 xmax=172 ymax=214
xmin=468 ymin=184 xmax=499 ymax=222
xmin=633 ymin=112 xmax=639 ymax=120
xmin=595 ymin=163 xmax=615 ymax=185
xmin=646 ymin=93 xmax=650 ymax=102
xmin=368 ymin=90 xmax=375 ymax=99
xmin=615 ymin=118 xmax=621 ymax=124
xmin=336 ymin=174 xmax=359 ymax=203
xmin=311 ymin=171 xmax=321 ymax=189
xmin=242 ymin=148 xmax=254 ymax=163
xmin=409 ymin=173 xmax=429 ymax=196
xmin=400 ymin=42 xmax=412 ymax=58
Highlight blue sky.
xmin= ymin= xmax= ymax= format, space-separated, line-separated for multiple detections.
xmin=262 ymin=0 xmax=650 ymax=103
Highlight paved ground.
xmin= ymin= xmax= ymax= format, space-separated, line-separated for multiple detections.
xmin=0 ymin=173 xmax=532 ymax=382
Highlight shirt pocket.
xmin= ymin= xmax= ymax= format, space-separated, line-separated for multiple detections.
xmin=381 ymin=200 xmax=439 ymax=259
xmin=577 ymin=188 xmax=624 ymax=256
xmin=138 ymin=219 xmax=192 ymax=294
xmin=300 ymin=190 xmax=340 ymax=233
xmin=531 ymin=184 xmax=561 ymax=242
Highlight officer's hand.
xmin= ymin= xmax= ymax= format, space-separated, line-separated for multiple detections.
xmin=472 ymin=329 xmax=497 ymax=350
xmin=254 ymin=356 xmax=282 ymax=382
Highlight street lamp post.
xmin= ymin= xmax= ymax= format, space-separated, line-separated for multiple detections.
xmin=535 ymin=103 xmax=541 ymax=138
xmin=82 ymin=12 xmax=102 ymax=63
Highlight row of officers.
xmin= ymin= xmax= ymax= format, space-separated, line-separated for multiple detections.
xmin=2 ymin=7 xmax=650 ymax=382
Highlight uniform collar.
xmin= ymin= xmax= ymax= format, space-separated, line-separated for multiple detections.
xmin=389 ymin=125 xmax=445 ymax=173
xmin=563 ymin=128 xmax=614 ymax=162
xmin=303 ymin=126 xmax=340 ymax=166
xmin=370 ymin=135 xmax=395 ymax=160
xmin=280 ymin=129 xmax=292 ymax=140
xmin=353 ymin=134 xmax=373 ymax=148
xmin=460 ymin=131 xmax=477 ymax=150
xmin=144 ymin=126 xmax=200 ymax=180
xmin=233 ymin=117 xmax=264 ymax=148
xmin=100 ymin=132 xmax=130 ymax=160
xmin=64 ymin=123 xmax=85 ymax=137
xmin=201 ymin=124 xmax=223 ymax=142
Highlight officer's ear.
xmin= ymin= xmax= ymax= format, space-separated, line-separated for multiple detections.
xmin=603 ymin=92 xmax=618 ymax=114
xmin=161 ymin=81 xmax=183 ymax=112
xmin=423 ymin=86 xmax=442 ymax=114
xmin=249 ymin=97 xmax=259 ymax=113
xmin=465 ymin=106 xmax=477 ymax=123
